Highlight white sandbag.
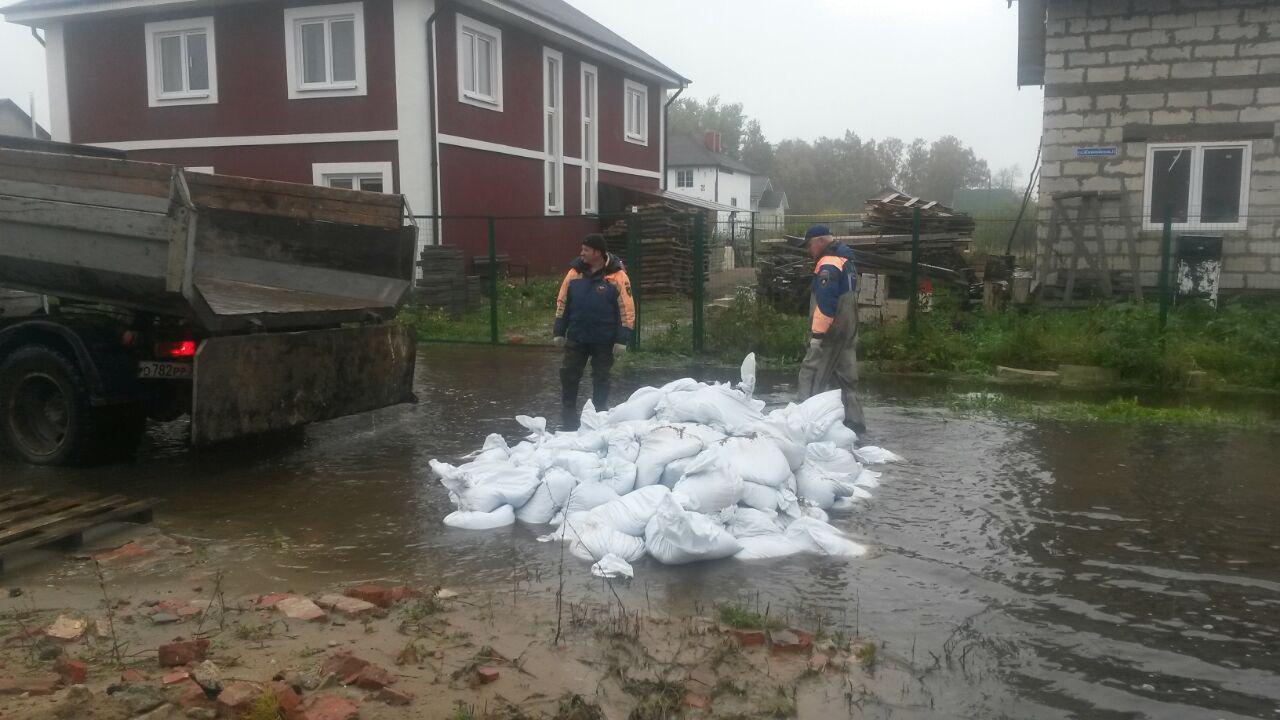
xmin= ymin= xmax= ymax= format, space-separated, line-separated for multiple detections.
xmin=666 ymin=422 xmax=729 ymax=447
xmin=830 ymin=496 xmax=859 ymax=512
xmin=820 ymin=422 xmax=858 ymax=449
xmin=444 ymin=505 xmax=515 ymax=530
xmin=444 ymin=463 xmax=541 ymax=513
xmin=607 ymin=387 xmax=665 ymax=424
xmin=429 ymin=459 xmax=460 ymax=481
xmin=546 ymin=450 xmax=605 ymax=481
xmin=561 ymin=482 xmax=620 ymax=517
xmin=853 ymin=468 xmax=882 ymax=489
xmin=643 ymin=495 xmax=741 ymax=565
xmin=597 ymin=457 xmax=638 ymax=495
xmin=740 ymin=480 xmax=801 ymax=516
xmin=671 ymin=449 xmax=744 ymax=513
xmin=795 ymin=390 xmax=844 ymax=438
xmin=566 ymin=515 xmax=647 ymax=563
xmin=542 ymin=468 xmax=578 ymax=506
xmin=805 ymin=442 xmax=861 ymax=476
xmin=795 ymin=464 xmax=841 ymax=509
xmin=716 ymin=506 xmax=782 ymax=538
xmin=583 ymin=485 xmax=670 ymax=536
xmin=579 ymin=399 xmax=609 ymax=431
xmin=799 ymin=505 xmax=829 ymax=523
xmin=737 ymin=353 xmax=757 ymax=398
xmin=467 ymin=433 xmax=511 ymax=462
xmin=655 ymin=386 xmax=765 ymax=435
xmin=723 ymin=435 xmax=793 ymax=488
xmin=514 ymin=483 xmax=557 ymax=524
xmin=515 ymin=415 xmax=547 ymax=437
xmin=659 ymin=455 xmax=694 ymax=488
xmin=751 ymin=417 xmax=807 ymax=471
xmin=783 ymin=517 xmax=868 ymax=557
xmin=634 ymin=426 xmax=706 ymax=488
xmin=591 ymin=553 xmax=635 ymax=579
xmin=539 ymin=430 xmax=608 ymax=454
xmin=605 ymin=425 xmax=646 ymax=463
xmin=734 ymin=533 xmax=805 ymax=560
xmin=659 ymin=377 xmax=702 ymax=394
xmin=855 ymin=446 xmax=905 ymax=465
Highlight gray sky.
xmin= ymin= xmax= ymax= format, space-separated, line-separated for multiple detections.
xmin=0 ymin=0 xmax=1043 ymax=180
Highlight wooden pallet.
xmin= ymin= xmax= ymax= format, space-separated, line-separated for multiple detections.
xmin=0 ymin=492 xmax=155 ymax=573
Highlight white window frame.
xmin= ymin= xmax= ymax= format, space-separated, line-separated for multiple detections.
xmin=580 ymin=62 xmax=599 ymax=215
xmin=457 ymin=13 xmax=503 ymax=111
xmin=1142 ymin=141 xmax=1251 ymax=231
xmin=144 ymin=17 xmax=218 ymax=107
xmin=311 ymin=162 xmax=393 ymax=193
xmin=623 ymin=78 xmax=648 ymax=146
xmin=543 ymin=48 xmax=564 ymax=215
xmin=676 ymin=169 xmax=693 ymax=188
xmin=283 ymin=2 xmax=367 ymax=100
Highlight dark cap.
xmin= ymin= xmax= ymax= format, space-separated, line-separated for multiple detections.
xmin=791 ymin=224 xmax=833 ymax=247
xmin=582 ymin=233 xmax=608 ymax=253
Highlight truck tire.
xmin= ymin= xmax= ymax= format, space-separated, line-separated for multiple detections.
xmin=0 ymin=345 xmax=144 ymax=466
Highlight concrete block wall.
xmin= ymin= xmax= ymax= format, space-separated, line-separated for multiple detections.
xmin=1038 ymin=0 xmax=1280 ymax=293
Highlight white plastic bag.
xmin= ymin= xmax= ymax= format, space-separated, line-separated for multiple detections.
xmin=717 ymin=506 xmax=782 ymax=538
xmin=444 ymin=505 xmax=515 ymax=530
xmin=634 ymin=426 xmax=705 ymax=488
xmin=671 ymin=449 xmax=744 ymax=513
xmin=591 ymin=553 xmax=635 ymax=579
xmin=783 ymin=517 xmax=867 ymax=557
xmin=643 ymin=496 xmax=741 ymax=565
xmin=583 ymin=485 xmax=671 ymax=537
xmin=735 ymin=534 xmax=805 ymax=560
xmin=737 ymin=353 xmax=757 ymax=398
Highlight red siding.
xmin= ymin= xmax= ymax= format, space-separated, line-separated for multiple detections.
xmin=595 ymin=63 xmax=660 ymax=172
xmin=65 ymin=0 xmax=397 ymax=143
xmin=125 ymin=141 xmax=398 ymax=189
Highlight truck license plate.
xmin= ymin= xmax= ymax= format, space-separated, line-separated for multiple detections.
xmin=137 ymin=361 xmax=193 ymax=380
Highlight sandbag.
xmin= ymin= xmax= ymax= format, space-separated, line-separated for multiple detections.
xmin=598 ymin=457 xmax=638 ymax=495
xmin=795 ymin=464 xmax=841 ymax=509
xmin=854 ymin=468 xmax=882 ymax=489
xmin=514 ymin=483 xmax=557 ymax=524
xmin=567 ymin=515 xmax=647 ymax=563
xmin=444 ymin=505 xmax=515 ymax=530
xmin=855 ymin=446 xmax=905 ymax=465
xmin=735 ymin=533 xmax=805 ymax=560
xmin=717 ymin=506 xmax=782 ymax=538
xmin=546 ymin=450 xmax=605 ymax=481
xmin=820 ymin=422 xmax=858 ymax=448
xmin=542 ymin=468 xmax=579 ymax=506
xmin=783 ymin=517 xmax=867 ymax=557
xmin=806 ymin=442 xmax=861 ymax=476
xmin=561 ymin=482 xmax=620 ymax=517
xmin=671 ymin=449 xmax=744 ymax=513
xmin=655 ymin=386 xmax=765 ymax=434
xmin=830 ymin=496 xmax=859 ymax=512
xmin=443 ymin=463 xmax=541 ymax=513
xmin=634 ymin=426 xmax=706 ymax=488
xmin=591 ymin=553 xmax=635 ymax=579
xmin=659 ymin=455 xmax=694 ymax=488
xmin=723 ymin=435 xmax=793 ymax=488
xmin=583 ymin=485 xmax=671 ymax=536
xmin=468 ymin=433 xmax=511 ymax=462
xmin=608 ymin=387 xmax=665 ymax=424
xmin=644 ymin=496 xmax=741 ymax=565
xmin=799 ymin=505 xmax=829 ymax=523
xmin=738 ymin=353 xmax=757 ymax=398
xmin=794 ymin=390 xmax=845 ymax=441
xmin=740 ymin=480 xmax=794 ymax=515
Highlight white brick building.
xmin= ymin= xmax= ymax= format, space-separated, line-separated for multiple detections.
xmin=1018 ymin=0 xmax=1280 ymax=294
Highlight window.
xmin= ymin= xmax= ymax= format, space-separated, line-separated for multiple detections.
xmin=284 ymin=2 xmax=366 ymax=99
xmin=731 ymin=197 xmax=738 ymax=207
xmin=457 ymin=14 xmax=502 ymax=111
xmin=543 ymin=48 xmax=563 ymax=215
xmin=311 ymin=162 xmax=393 ymax=193
xmin=581 ymin=63 xmax=599 ymax=214
xmin=676 ymin=169 xmax=693 ymax=188
xmin=623 ymin=79 xmax=648 ymax=145
xmin=144 ymin=17 xmax=217 ymax=107
xmin=1144 ymin=142 xmax=1251 ymax=230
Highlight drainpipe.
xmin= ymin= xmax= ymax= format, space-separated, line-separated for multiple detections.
xmin=426 ymin=4 xmax=446 ymax=244
xmin=661 ymin=83 xmax=686 ymax=190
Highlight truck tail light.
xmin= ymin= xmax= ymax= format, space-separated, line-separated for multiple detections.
xmin=156 ymin=340 xmax=197 ymax=358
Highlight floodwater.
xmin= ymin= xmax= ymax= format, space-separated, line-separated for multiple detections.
xmin=2 ymin=344 xmax=1279 ymax=718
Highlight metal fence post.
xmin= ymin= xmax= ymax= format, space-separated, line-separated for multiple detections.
xmin=909 ymin=208 xmax=921 ymax=337
xmin=693 ymin=213 xmax=705 ymax=354
xmin=487 ymin=216 xmax=498 ymax=345
xmin=749 ymin=211 xmax=756 ymax=268
xmin=628 ymin=214 xmax=642 ymax=350
xmin=1158 ymin=203 xmax=1174 ymax=336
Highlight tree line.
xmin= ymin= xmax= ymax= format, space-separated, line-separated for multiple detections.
xmin=669 ymin=96 xmax=1006 ymax=214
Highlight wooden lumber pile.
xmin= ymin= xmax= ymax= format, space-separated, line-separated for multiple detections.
xmin=863 ymin=189 xmax=976 ymax=235
xmin=600 ymin=202 xmax=709 ymax=295
xmin=414 ymin=245 xmax=478 ymax=316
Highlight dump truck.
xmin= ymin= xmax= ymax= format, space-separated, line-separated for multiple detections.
xmin=0 ymin=137 xmax=417 ymax=465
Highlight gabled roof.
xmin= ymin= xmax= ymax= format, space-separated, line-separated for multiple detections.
xmin=758 ymin=189 xmax=787 ymax=210
xmin=666 ymin=134 xmax=757 ymax=174
xmin=0 ymin=98 xmax=50 ymax=140
xmin=1 ymin=0 xmax=689 ymax=86
xmin=750 ymin=175 xmax=771 ymax=198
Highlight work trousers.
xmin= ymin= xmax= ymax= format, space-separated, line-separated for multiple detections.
xmin=797 ymin=293 xmax=867 ymax=435
xmin=560 ymin=341 xmax=614 ymax=426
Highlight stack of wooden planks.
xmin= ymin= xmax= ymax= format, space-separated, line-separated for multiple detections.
xmin=415 ymin=245 xmax=478 ymax=316
xmin=863 ymin=189 xmax=976 ymax=235
xmin=0 ymin=491 xmax=155 ymax=574
xmin=601 ymin=203 xmax=709 ymax=295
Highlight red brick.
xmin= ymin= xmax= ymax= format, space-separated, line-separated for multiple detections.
xmin=769 ymin=629 xmax=813 ymax=654
xmin=728 ymin=629 xmax=765 ymax=647
xmin=54 ymin=657 xmax=87 ymax=685
xmin=257 ymin=593 xmax=294 ymax=609
xmin=320 ymin=651 xmax=368 ymax=680
xmin=270 ymin=681 xmax=302 ymax=716
xmin=808 ymin=653 xmax=829 ymax=672
xmin=299 ymin=693 xmax=359 ymax=720
xmin=344 ymin=585 xmax=394 ymax=608
xmin=120 ymin=670 xmax=147 ymax=683
xmin=176 ymin=679 xmax=216 ymax=712
xmin=681 ymin=691 xmax=710 ymax=710
xmin=0 ymin=673 xmax=61 ymax=696
xmin=92 ymin=542 xmax=153 ymax=565
xmin=161 ymin=670 xmax=189 ymax=685
xmin=345 ymin=663 xmax=394 ymax=690
xmin=476 ymin=666 xmax=500 ymax=684
xmin=276 ymin=597 xmax=327 ymax=623
xmin=377 ymin=687 xmax=413 ymax=706
xmin=217 ymin=681 xmax=261 ymax=714
xmin=158 ymin=638 xmax=209 ymax=667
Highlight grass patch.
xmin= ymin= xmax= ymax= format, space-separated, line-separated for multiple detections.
xmin=951 ymin=393 xmax=1273 ymax=430
xmin=717 ymin=603 xmax=782 ymax=630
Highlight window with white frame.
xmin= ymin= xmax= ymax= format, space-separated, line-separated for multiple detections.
xmin=581 ymin=63 xmax=599 ymax=214
xmin=623 ymin=79 xmax=648 ymax=145
xmin=284 ymin=2 xmax=366 ymax=99
xmin=543 ymin=48 xmax=564 ymax=215
xmin=457 ymin=14 xmax=502 ymax=110
xmin=676 ymin=169 xmax=693 ymax=188
xmin=312 ymin=162 xmax=393 ymax=193
xmin=1144 ymin=141 xmax=1251 ymax=230
xmin=144 ymin=17 xmax=217 ymax=107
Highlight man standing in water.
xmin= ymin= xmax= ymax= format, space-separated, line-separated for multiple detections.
xmin=795 ymin=225 xmax=867 ymax=435
xmin=553 ymin=234 xmax=634 ymax=429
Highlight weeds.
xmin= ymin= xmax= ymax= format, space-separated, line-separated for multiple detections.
xmin=242 ymin=691 xmax=280 ymax=720
xmin=717 ymin=603 xmax=781 ymax=631
xmin=950 ymin=393 xmax=1271 ymax=430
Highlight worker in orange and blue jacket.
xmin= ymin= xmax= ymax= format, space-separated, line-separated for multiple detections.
xmin=794 ymin=224 xmax=867 ymax=435
xmin=552 ymin=234 xmax=635 ymax=429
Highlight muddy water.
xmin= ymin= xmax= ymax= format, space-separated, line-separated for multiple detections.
xmin=2 ymin=345 xmax=1279 ymax=718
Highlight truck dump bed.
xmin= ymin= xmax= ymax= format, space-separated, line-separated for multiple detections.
xmin=0 ymin=145 xmax=416 ymax=333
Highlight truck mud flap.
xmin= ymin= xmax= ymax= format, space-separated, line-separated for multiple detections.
xmin=191 ymin=325 xmax=415 ymax=446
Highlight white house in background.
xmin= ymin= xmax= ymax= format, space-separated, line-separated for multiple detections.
xmin=0 ymin=99 xmax=49 ymax=140
xmin=756 ymin=185 xmax=788 ymax=233
xmin=666 ymin=131 xmax=758 ymax=234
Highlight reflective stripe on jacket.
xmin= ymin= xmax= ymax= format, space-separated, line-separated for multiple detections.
xmin=553 ymin=254 xmax=635 ymax=345
xmin=810 ymin=242 xmax=858 ymax=339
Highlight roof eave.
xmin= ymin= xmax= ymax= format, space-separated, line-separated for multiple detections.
xmin=3 ymin=0 xmax=223 ymax=26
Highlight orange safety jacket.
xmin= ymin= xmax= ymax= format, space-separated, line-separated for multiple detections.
xmin=553 ymin=254 xmax=635 ymax=345
xmin=809 ymin=242 xmax=858 ymax=339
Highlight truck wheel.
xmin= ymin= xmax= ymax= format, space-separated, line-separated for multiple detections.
xmin=0 ymin=345 xmax=136 ymax=466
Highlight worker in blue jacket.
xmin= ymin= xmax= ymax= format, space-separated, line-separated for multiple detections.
xmin=794 ymin=225 xmax=867 ymax=435
xmin=553 ymin=234 xmax=635 ymax=428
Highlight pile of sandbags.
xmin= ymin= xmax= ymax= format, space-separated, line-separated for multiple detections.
xmin=429 ymin=355 xmax=903 ymax=578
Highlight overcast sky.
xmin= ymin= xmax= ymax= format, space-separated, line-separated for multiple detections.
xmin=0 ymin=0 xmax=1043 ymax=181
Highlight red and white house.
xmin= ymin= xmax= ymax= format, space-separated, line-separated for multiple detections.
xmin=2 ymin=0 xmax=690 ymax=272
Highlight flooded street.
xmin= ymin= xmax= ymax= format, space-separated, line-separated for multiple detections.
xmin=2 ymin=344 xmax=1279 ymax=718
